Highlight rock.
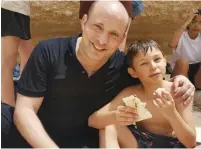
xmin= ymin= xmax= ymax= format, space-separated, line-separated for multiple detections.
xmin=29 ymin=1 xmax=200 ymax=53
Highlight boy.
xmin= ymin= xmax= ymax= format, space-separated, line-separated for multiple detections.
xmin=88 ymin=40 xmax=196 ymax=148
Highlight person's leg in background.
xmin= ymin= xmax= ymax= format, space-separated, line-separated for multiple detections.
xmin=18 ymin=39 xmax=34 ymax=73
xmin=1 ymin=5 xmax=33 ymax=147
xmin=171 ymin=58 xmax=189 ymax=77
xmin=194 ymin=65 xmax=201 ymax=89
xmin=1 ymin=36 xmax=20 ymax=106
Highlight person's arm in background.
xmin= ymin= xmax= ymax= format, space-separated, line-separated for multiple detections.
xmin=14 ymin=94 xmax=59 ymax=148
xmin=168 ymin=13 xmax=195 ymax=48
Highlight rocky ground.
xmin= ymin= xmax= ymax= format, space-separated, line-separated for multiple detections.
xmin=30 ymin=1 xmax=200 ymax=54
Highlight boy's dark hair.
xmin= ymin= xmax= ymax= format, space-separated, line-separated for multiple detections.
xmin=126 ymin=40 xmax=162 ymax=67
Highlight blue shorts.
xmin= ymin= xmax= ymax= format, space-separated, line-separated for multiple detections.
xmin=128 ymin=125 xmax=185 ymax=148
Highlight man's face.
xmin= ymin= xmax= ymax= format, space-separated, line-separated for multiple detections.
xmin=130 ymin=48 xmax=166 ymax=84
xmin=189 ymin=15 xmax=201 ymax=32
xmin=80 ymin=7 xmax=127 ymax=61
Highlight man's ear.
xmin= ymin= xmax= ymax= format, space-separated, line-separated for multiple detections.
xmin=128 ymin=67 xmax=138 ymax=78
xmin=81 ymin=14 xmax=88 ymax=30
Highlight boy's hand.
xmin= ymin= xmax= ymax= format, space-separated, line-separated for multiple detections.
xmin=114 ymin=106 xmax=138 ymax=125
xmin=153 ymin=89 xmax=177 ymax=120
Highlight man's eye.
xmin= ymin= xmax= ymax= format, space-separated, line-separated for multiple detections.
xmin=95 ymin=25 xmax=102 ymax=30
xmin=111 ymin=32 xmax=119 ymax=37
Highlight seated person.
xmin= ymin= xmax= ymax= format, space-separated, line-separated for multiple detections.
xmin=88 ymin=40 xmax=196 ymax=148
xmin=169 ymin=9 xmax=201 ymax=89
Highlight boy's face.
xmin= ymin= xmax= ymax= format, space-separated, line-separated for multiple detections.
xmin=128 ymin=47 xmax=166 ymax=84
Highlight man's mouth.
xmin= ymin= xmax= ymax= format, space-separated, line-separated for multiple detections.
xmin=92 ymin=43 xmax=105 ymax=52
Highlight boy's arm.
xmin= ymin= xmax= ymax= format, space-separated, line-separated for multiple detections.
xmin=168 ymin=101 xmax=196 ymax=148
xmin=88 ymin=88 xmax=137 ymax=129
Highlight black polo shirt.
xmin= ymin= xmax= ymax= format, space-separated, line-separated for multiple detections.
xmin=16 ymin=34 xmax=139 ymax=147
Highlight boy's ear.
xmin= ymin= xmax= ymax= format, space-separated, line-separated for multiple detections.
xmin=128 ymin=67 xmax=138 ymax=78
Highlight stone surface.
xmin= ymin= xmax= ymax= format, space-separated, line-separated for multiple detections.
xmin=30 ymin=1 xmax=200 ymax=55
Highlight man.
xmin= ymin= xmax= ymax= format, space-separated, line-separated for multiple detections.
xmin=9 ymin=1 xmax=194 ymax=148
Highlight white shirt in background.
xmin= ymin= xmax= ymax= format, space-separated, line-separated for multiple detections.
xmin=171 ymin=31 xmax=201 ymax=69
xmin=1 ymin=1 xmax=30 ymax=16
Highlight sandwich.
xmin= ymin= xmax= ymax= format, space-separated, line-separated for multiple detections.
xmin=122 ymin=95 xmax=152 ymax=123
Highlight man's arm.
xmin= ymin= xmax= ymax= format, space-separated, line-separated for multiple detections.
xmin=170 ymin=75 xmax=195 ymax=105
xmin=88 ymin=87 xmax=137 ymax=129
xmin=168 ymin=101 xmax=196 ymax=148
xmin=14 ymin=94 xmax=59 ymax=148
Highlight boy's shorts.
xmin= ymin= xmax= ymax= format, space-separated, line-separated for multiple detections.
xmin=79 ymin=1 xmax=134 ymax=19
xmin=128 ymin=125 xmax=185 ymax=148
xmin=188 ymin=62 xmax=200 ymax=87
xmin=1 ymin=8 xmax=31 ymax=40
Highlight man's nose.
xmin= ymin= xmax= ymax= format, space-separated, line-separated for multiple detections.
xmin=99 ymin=33 xmax=108 ymax=45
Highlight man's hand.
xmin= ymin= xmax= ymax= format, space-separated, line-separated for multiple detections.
xmin=170 ymin=75 xmax=195 ymax=106
xmin=114 ymin=106 xmax=138 ymax=126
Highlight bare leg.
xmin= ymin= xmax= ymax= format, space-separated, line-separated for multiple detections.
xmin=99 ymin=125 xmax=138 ymax=148
xmin=194 ymin=65 xmax=201 ymax=89
xmin=116 ymin=126 xmax=138 ymax=148
xmin=1 ymin=36 xmax=20 ymax=106
xmin=171 ymin=58 xmax=189 ymax=77
xmin=99 ymin=125 xmax=120 ymax=148
xmin=18 ymin=39 xmax=33 ymax=73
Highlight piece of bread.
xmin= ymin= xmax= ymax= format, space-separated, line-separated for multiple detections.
xmin=122 ymin=95 xmax=152 ymax=123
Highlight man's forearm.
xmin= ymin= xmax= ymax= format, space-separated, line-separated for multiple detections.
xmin=168 ymin=111 xmax=196 ymax=148
xmin=14 ymin=108 xmax=59 ymax=148
xmin=88 ymin=111 xmax=117 ymax=129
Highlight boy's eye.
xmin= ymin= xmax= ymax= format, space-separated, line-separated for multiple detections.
xmin=141 ymin=62 xmax=148 ymax=66
xmin=155 ymin=58 xmax=161 ymax=62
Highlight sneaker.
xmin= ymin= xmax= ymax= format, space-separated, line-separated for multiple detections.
xmin=13 ymin=64 xmax=20 ymax=81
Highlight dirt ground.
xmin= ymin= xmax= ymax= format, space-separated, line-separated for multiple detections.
xmin=30 ymin=1 xmax=201 ymax=55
